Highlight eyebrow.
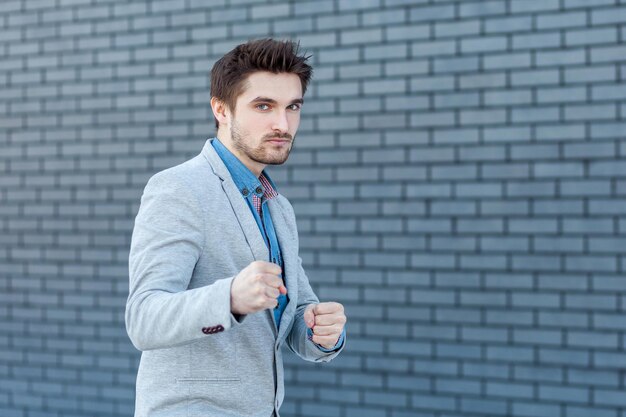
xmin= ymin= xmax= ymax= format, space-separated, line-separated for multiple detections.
xmin=249 ymin=96 xmax=304 ymax=105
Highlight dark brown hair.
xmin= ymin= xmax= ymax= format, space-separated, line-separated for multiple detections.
xmin=210 ymin=38 xmax=313 ymax=129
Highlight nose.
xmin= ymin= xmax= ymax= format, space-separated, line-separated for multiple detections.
xmin=271 ymin=110 xmax=289 ymax=133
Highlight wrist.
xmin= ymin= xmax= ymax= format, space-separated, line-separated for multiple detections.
xmin=229 ymin=276 xmax=243 ymax=315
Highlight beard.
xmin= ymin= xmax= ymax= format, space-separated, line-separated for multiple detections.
xmin=230 ymin=119 xmax=295 ymax=166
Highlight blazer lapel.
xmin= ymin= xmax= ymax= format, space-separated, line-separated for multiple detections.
xmin=267 ymin=198 xmax=299 ymax=342
xmin=201 ymin=141 xmax=269 ymax=264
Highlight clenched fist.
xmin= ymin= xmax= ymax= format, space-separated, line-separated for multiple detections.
xmin=304 ymin=302 xmax=346 ymax=350
xmin=230 ymin=261 xmax=287 ymax=315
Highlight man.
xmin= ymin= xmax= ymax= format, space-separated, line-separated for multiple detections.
xmin=126 ymin=38 xmax=346 ymax=417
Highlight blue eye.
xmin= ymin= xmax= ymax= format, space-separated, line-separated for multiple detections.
xmin=256 ymin=104 xmax=270 ymax=111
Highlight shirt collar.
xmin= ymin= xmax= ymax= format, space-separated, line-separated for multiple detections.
xmin=211 ymin=137 xmax=279 ymax=199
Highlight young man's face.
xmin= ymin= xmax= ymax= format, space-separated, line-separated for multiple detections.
xmin=224 ymin=71 xmax=303 ymax=176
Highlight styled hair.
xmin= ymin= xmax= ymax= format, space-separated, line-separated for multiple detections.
xmin=210 ymin=38 xmax=313 ymax=129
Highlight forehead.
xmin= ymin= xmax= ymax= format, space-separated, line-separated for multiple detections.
xmin=238 ymin=71 xmax=302 ymax=102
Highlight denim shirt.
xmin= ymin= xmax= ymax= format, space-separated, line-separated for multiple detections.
xmin=211 ymin=138 xmax=344 ymax=351
xmin=211 ymin=138 xmax=288 ymax=327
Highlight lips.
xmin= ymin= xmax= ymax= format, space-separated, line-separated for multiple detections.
xmin=266 ymin=138 xmax=291 ymax=144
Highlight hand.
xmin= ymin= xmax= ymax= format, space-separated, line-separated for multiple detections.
xmin=230 ymin=261 xmax=287 ymax=315
xmin=304 ymin=302 xmax=346 ymax=350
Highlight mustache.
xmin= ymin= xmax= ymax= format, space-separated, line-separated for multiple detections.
xmin=264 ymin=133 xmax=292 ymax=141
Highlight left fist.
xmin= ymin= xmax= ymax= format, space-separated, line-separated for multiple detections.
xmin=304 ymin=302 xmax=346 ymax=350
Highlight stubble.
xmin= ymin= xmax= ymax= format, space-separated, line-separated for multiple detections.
xmin=230 ymin=119 xmax=294 ymax=166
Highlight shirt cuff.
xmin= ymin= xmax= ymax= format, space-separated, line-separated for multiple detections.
xmin=307 ymin=328 xmax=345 ymax=352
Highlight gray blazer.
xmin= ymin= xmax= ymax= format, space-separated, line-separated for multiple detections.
xmin=126 ymin=139 xmax=343 ymax=417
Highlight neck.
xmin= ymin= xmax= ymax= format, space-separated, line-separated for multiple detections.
xmin=216 ymin=130 xmax=265 ymax=177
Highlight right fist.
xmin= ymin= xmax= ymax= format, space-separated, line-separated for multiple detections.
xmin=230 ymin=261 xmax=287 ymax=315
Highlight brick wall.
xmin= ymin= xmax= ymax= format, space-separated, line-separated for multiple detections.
xmin=1 ymin=0 xmax=626 ymax=416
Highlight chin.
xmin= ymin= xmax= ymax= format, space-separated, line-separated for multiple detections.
xmin=264 ymin=153 xmax=290 ymax=165
xmin=265 ymin=157 xmax=289 ymax=166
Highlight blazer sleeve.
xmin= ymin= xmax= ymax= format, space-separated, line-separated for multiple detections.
xmin=125 ymin=171 xmax=242 ymax=352
xmin=286 ymin=256 xmax=345 ymax=362
xmin=282 ymin=200 xmax=345 ymax=362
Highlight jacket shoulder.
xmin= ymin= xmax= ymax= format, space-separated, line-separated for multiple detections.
xmin=145 ymin=153 xmax=220 ymax=193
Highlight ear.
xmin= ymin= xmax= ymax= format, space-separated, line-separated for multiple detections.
xmin=210 ymin=97 xmax=230 ymax=128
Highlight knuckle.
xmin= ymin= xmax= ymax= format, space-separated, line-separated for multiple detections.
xmin=266 ymin=298 xmax=276 ymax=309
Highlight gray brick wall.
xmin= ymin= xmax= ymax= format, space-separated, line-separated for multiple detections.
xmin=1 ymin=0 xmax=626 ymax=416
